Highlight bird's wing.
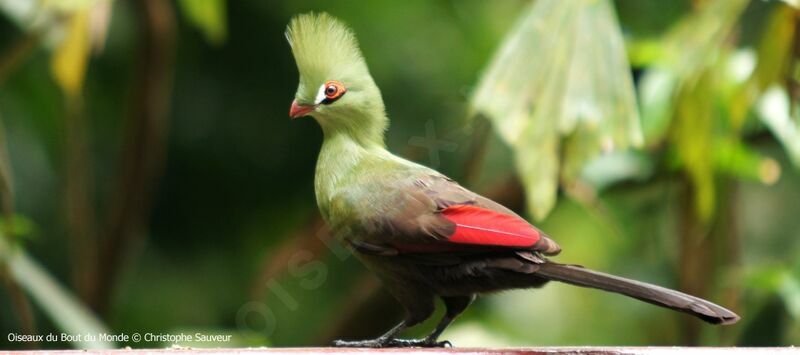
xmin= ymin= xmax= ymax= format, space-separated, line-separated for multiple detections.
xmin=359 ymin=171 xmax=561 ymax=256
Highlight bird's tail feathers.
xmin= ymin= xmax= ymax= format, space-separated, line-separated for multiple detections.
xmin=536 ymin=262 xmax=739 ymax=325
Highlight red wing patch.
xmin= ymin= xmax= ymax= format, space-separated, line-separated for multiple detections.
xmin=440 ymin=205 xmax=540 ymax=248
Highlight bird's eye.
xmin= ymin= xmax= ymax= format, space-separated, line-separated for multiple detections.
xmin=321 ymin=80 xmax=346 ymax=103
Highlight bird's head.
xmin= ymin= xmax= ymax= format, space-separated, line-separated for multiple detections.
xmin=287 ymin=13 xmax=387 ymax=146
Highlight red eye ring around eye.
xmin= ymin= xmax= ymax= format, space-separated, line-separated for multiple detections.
xmin=324 ymin=81 xmax=346 ymax=100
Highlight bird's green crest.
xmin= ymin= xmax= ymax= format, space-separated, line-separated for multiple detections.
xmin=287 ymin=13 xmax=368 ymax=104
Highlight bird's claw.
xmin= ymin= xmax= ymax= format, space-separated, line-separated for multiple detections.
xmin=332 ymin=338 xmax=452 ymax=348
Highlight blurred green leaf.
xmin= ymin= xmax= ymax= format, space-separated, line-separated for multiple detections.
xmin=471 ymin=0 xmax=642 ymax=220
xmin=627 ymin=38 xmax=665 ymax=67
xmin=780 ymin=0 xmax=800 ymax=9
xmin=639 ymin=0 xmax=748 ymax=143
xmin=580 ymin=150 xmax=654 ymax=191
xmin=746 ymin=266 xmax=800 ymax=320
xmin=0 ymin=0 xmax=36 ymax=28
xmin=747 ymin=267 xmax=788 ymax=291
xmin=758 ymin=86 xmax=800 ymax=167
xmin=751 ymin=5 xmax=796 ymax=93
xmin=639 ymin=67 xmax=677 ymax=144
xmin=39 ymin=0 xmax=112 ymax=95
xmin=671 ymin=71 xmax=715 ymax=221
xmin=0 ymin=0 xmax=112 ymax=50
xmin=725 ymin=49 xmax=757 ymax=129
xmin=713 ymin=138 xmax=781 ymax=185
xmin=0 ymin=239 xmax=112 ymax=349
xmin=178 ymin=0 xmax=227 ymax=45
xmin=781 ymin=274 xmax=800 ymax=319
xmin=728 ymin=4 xmax=797 ymax=130
xmin=50 ymin=9 xmax=90 ymax=97
xmin=515 ymin=119 xmax=559 ymax=220
xmin=0 ymin=214 xmax=35 ymax=241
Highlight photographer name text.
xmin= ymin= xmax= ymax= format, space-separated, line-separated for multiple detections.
xmin=8 ymin=332 xmax=232 ymax=343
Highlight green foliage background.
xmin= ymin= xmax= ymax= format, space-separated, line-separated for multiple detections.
xmin=0 ymin=0 xmax=798 ymax=349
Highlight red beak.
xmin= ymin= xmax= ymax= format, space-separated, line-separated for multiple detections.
xmin=289 ymin=100 xmax=316 ymax=119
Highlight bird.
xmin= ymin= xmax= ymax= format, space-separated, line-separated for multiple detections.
xmin=286 ymin=12 xmax=740 ymax=348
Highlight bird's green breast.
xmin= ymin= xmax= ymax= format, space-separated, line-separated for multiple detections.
xmin=314 ymin=133 xmax=420 ymax=241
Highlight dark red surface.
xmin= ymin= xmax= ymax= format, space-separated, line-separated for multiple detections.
xmin=8 ymin=347 xmax=796 ymax=355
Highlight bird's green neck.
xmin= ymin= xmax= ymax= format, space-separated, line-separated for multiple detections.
xmin=312 ymin=85 xmax=390 ymax=216
xmin=314 ymin=126 xmax=387 ymax=216
xmin=318 ymin=121 xmax=385 ymax=148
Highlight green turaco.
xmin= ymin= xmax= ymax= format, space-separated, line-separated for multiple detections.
xmin=286 ymin=12 xmax=739 ymax=348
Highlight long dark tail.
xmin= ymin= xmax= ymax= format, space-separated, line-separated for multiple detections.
xmin=536 ymin=262 xmax=740 ymax=325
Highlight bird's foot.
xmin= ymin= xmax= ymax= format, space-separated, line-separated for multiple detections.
xmin=332 ymin=338 xmax=452 ymax=348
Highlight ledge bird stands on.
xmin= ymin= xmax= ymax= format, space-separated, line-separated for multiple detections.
xmin=286 ymin=12 xmax=739 ymax=348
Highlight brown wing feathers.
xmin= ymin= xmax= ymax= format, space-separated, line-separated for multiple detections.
xmin=387 ymin=174 xmax=561 ymax=255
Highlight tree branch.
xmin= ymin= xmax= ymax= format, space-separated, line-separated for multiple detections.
xmin=89 ymin=0 xmax=175 ymax=314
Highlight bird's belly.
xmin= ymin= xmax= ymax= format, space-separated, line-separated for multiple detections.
xmin=420 ymin=263 xmax=551 ymax=296
xmin=354 ymin=252 xmax=551 ymax=297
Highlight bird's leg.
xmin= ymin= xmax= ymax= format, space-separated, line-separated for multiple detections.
xmin=389 ymin=295 xmax=475 ymax=348
xmin=332 ymin=320 xmax=408 ymax=348
xmin=425 ymin=295 xmax=474 ymax=346
xmin=334 ymin=281 xmax=439 ymax=348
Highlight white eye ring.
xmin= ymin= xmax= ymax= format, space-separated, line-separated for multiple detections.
xmin=315 ymin=84 xmax=327 ymax=105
